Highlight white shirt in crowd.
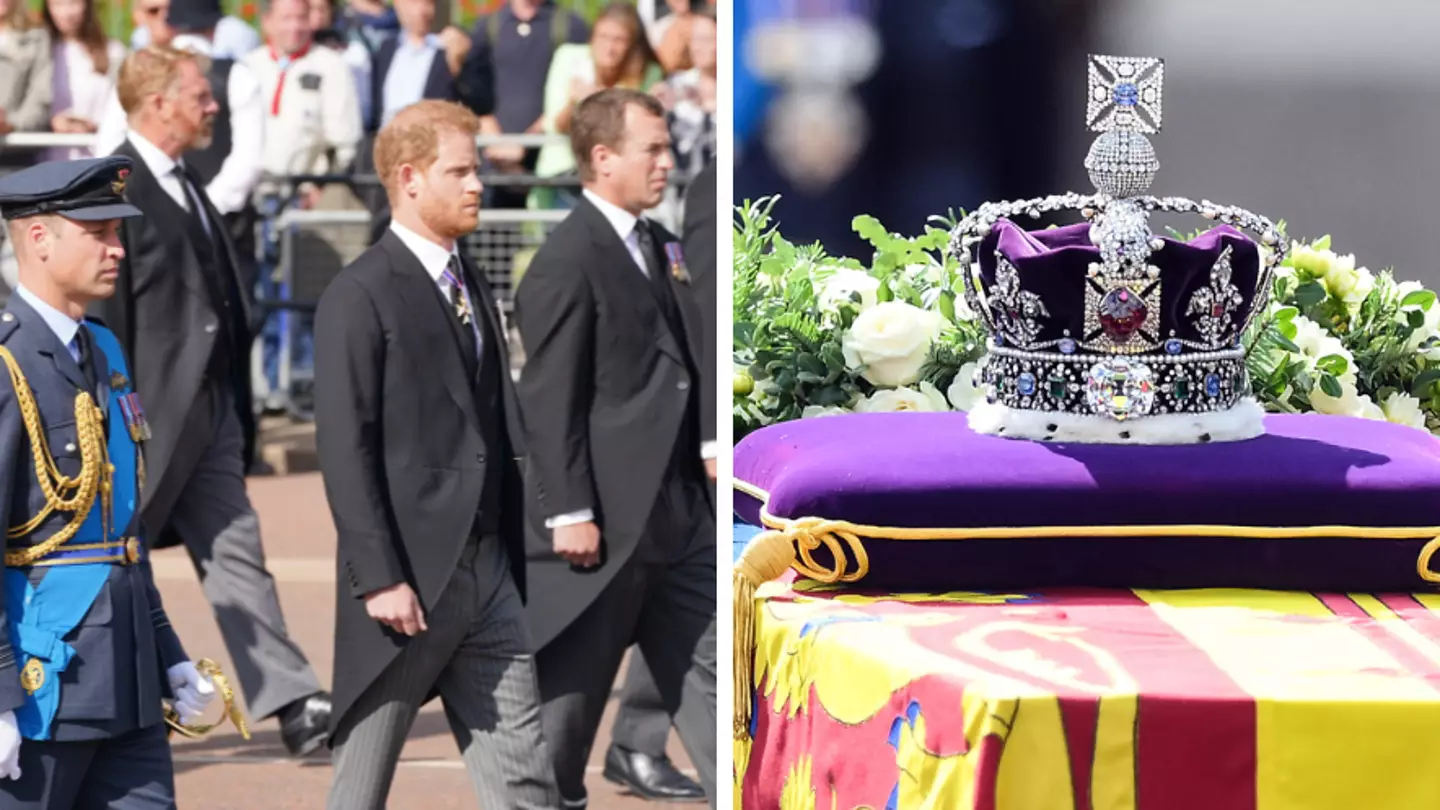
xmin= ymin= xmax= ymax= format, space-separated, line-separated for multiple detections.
xmin=93 ymin=34 xmax=264 ymax=216
xmin=241 ymin=42 xmax=362 ymax=183
xmin=42 ymin=38 xmax=127 ymax=162
xmin=545 ymin=189 xmax=716 ymax=529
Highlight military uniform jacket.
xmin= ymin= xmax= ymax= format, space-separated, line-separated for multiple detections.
xmin=0 ymin=295 xmax=186 ymax=741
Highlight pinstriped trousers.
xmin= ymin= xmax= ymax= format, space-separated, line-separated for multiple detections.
xmin=326 ymin=537 xmax=560 ymax=810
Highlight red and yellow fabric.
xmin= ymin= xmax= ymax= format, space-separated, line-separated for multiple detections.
xmin=738 ymin=575 xmax=1440 ymax=810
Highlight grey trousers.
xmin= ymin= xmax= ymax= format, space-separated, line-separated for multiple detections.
xmin=158 ymin=382 xmax=321 ymax=721
xmin=327 ymin=537 xmax=559 ymax=810
xmin=0 ymin=723 xmax=175 ymax=809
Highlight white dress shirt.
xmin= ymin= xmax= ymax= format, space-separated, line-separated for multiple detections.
xmin=126 ymin=130 xmax=212 ymax=239
xmin=388 ymin=220 xmax=484 ymax=358
xmin=546 ymin=191 xmax=714 ymax=530
xmin=15 ymin=285 xmax=82 ymax=363
xmin=93 ymin=37 xmax=265 ymax=216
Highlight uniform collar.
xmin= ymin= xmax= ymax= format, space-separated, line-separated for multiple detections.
xmin=14 ymin=284 xmax=81 ymax=350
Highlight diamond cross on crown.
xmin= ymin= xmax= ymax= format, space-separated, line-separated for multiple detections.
xmin=1086 ymin=54 xmax=1164 ymax=135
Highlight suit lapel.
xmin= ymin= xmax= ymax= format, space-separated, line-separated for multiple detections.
xmin=380 ymin=234 xmax=481 ymax=434
xmin=181 ymin=160 xmax=251 ymax=327
xmin=577 ymin=200 xmax=686 ymax=366
xmin=116 ymin=142 xmax=215 ymax=306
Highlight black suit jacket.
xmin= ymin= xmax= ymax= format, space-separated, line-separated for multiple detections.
xmin=368 ymin=38 xmax=458 ymax=132
xmin=313 ymin=230 xmax=528 ymax=735
xmin=102 ymin=140 xmax=256 ymax=541
xmin=681 ymin=161 xmax=716 ymax=449
xmin=513 ymin=195 xmax=710 ymax=647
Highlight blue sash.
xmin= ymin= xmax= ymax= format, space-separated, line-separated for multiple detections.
xmin=5 ymin=323 xmax=141 ymax=740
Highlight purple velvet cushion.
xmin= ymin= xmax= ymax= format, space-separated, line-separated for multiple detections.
xmin=734 ymin=412 xmax=1440 ymax=592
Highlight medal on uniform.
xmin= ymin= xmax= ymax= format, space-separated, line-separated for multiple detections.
xmin=664 ymin=242 xmax=690 ymax=283
xmin=111 ymin=370 xmax=127 ymax=390
xmin=120 ymin=393 xmax=151 ymax=442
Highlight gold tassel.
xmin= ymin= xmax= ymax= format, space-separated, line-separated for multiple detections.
xmin=733 ymin=531 xmax=798 ymax=740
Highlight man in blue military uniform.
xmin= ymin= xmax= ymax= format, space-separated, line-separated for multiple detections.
xmin=0 ymin=155 xmax=217 ymax=808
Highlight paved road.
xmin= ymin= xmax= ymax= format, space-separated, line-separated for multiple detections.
xmin=157 ymin=470 xmax=699 ymax=809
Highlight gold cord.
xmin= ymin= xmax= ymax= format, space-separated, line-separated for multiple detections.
xmin=163 ymin=658 xmax=251 ymax=741
xmin=0 ymin=347 xmax=108 ymax=567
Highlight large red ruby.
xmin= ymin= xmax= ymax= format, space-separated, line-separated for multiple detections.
xmin=1098 ymin=288 xmax=1147 ymax=341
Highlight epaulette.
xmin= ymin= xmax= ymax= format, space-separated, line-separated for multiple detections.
xmin=0 ymin=311 xmax=20 ymax=345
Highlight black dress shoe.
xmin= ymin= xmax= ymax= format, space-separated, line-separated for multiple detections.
xmin=603 ymin=745 xmax=706 ymax=803
xmin=279 ymin=692 xmax=332 ymax=757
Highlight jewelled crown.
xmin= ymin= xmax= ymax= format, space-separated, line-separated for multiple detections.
xmin=946 ymin=55 xmax=1287 ymax=445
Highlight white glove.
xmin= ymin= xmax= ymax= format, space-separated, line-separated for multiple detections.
xmin=166 ymin=662 xmax=215 ymax=723
xmin=0 ymin=710 xmax=20 ymax=781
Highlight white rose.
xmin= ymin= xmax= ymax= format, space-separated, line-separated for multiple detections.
xmin=1381 ymin=392 xmax=1429 ymax=431
xmin=801 ymin=405 xmax=850 ymax=419
xmin=1310 ymin=376 xmax=1382 ymax=420
xmin=855 ymin=382 xmax=949 ymax=414
xmin=1289 ymin=315 xmax=1356 ymax=383
xmin=1319 ymin=252 xmax=1359 ymax=297
xmin=841 ymin=301 xmax=943 ymax=387
xmin=946 ymin=363 xmax=983 ymax=411
xmin=815 ymin=269 xmax=881 ymax=313
xmin=1396 ymin=281 xmax=1440 ymax=351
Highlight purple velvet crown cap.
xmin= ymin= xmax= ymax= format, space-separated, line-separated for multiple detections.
xmin=974 ymin=219 xmax=1262 ymax=350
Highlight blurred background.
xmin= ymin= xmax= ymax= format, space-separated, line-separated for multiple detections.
xmin=735 ymin=0 xmax=1440 ymax=288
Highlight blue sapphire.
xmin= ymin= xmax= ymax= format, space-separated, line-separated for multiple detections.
xmin=1205 ymin=373 xmax=1221 ymax=398
xmin=1113 ymin=82 xmax=1139 ymax=107
xmin=1165 ymin=339 xmax=1183 ymax=355
xmin=1018 ymin=373 xmax=1037 ymax=396
xmin=993 ymin=334 xmax=1004 ymax=347
xmin=1059 ymin=338 xmax=1077 ymax=355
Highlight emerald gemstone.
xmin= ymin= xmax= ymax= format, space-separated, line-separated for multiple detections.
xmin=1174 ymin=378 xmax=1190 ymax=400
xmin=1048 ymin=376 xmax=1067 ymax=399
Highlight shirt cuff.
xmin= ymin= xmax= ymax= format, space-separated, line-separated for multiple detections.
xmin=700 ymin=441 xmax=718 ymax=460
xmin=545 ymin=509 xmax=594 ymax=529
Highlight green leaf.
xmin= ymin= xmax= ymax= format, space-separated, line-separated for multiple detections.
xmin=1316 ymin=354 xmax=1349 ymax=376
xmin=796 ymin=371 xmax=825 ymax=384
xmin=821 ymin=343 xmax=847 ymax=373
xmin=1273 ymin=330 xmax=1301 ymax=353
xmin=798 ymin=353 xmax=827 ymax=377
xmin=1319 ymin=373 xmax=1343 ymax=398
xmin=852 ymin=215 xmax=891 ymax=249
xmin=1294 ymin=281 xmax=1327 ymax=309
xmin=1412 ymin=369 xmax=1440 ymax=397
xmin=812 ymin=386 xmax=851 ymax=407
xmin=876 ymin=284 xmax=893 ymax=303
xmin=1403 ymin=289 xmax=1438 ymax=311
xmin=1409 ymin=309 xmax=1427 ymax=329
xmin=1273 ymin=306 xmax=1299 ymax=323
xmin=1312 ymin=234 xmax=1332 ymax=251
xmin=938 ymin=291 xmax=956 ymax=324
